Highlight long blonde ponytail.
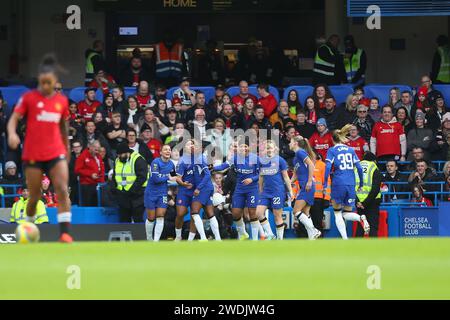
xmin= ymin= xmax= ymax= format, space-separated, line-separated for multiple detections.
xmin=293 ymin=136 xmax=316 ymax=161
xmin=333 ymin=124 xmax=353 ymax=144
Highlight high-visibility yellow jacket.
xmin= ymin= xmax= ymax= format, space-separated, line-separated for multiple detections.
xmin=354 ymin=160 xmax=382 ymax=203
xmin=344 ymin=48 xmax=365 ymax=82
xmin=436 ymin=45 xmax=450 ymax=83
xmin=10 ymin=197 xmax=49 ymax=225
xmin=114 ymin=152 xmax=149 ymax=192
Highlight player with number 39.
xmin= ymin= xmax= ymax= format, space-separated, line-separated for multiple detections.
xmin=324 ymin=125 xmax=370 ymax=239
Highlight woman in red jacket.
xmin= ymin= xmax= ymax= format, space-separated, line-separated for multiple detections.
xmin=74 ymin=140 xmax=105 ymax=207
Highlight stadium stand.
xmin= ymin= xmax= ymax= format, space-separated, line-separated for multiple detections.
xmin=1 ymin=77 xmax=449 ymax=239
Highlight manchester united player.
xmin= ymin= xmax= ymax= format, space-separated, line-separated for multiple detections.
xmin=7 ymin=55 xmax=73 ymax=243
xmin=309 ymin=118 xmax=334 ymax=161
xmin=346 ymin=125 xmax=369 ymax=160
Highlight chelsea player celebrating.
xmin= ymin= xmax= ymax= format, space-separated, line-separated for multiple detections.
xmin=145 ymin=145 xmax=177 ymax=242
xmin=213 ymin=140 xmax=260 ymax=240
xmin=174 ymin=140 xmax=197 ymax=241
xmin=191 ymin=140 xmax=222 ymax=241
xmin=256 ymin=140 xmax=294 ymax=240
xmin=324 ymin=125 xmax=370 ymax=239
xmin=290 ymin=136 xmax=322 ymax=240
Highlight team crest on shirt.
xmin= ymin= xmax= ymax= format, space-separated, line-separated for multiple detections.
xmin=55 ymin=103 xmax=62 ymax=112
xmin=37 ymin=102 xmax=44 ymax=109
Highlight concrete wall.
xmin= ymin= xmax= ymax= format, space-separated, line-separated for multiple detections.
xmin=1 ymin=0 xmax=448 ymax=87
xmin=348 ymin=16 xmax=449 ymax=86
xmin=21 ymin=0 xmax=105 ymax=87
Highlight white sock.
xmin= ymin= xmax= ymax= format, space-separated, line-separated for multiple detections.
xmin=250 ymin=221 xmax=260 ymax=241
xmin=192 ymin=214 xmax=207 ymax=240
xmin=26 ymin=215 xmax=36 ymax=223
xmin=276 ymin=225 xmax=285 ymax=240
xmin=145 ymin=220 xmax=155 ymax=241
xmin=334 ymin=211 xmax=348 ymax=240
xmin=259 ymin=224 xmax=265 ymax=238
xmin=261 ymin=219 xmax=274 ymax=237
xmin=154 ymin=218 xmax=164 ymax=242
xmin=188 ymin=232 xmax=197 ymax=241
xmin=298 ymin=213 xmax=316 ymax=239
xmin=235 ymin=218 xmax=246 ymax=237
xmin=343 ymin=212 xmax=362 ymax=222
xmin=175 ymin=228 xmax=182 ymax=240
xmin=209 ymin=216 xmax=222 ymax=241
xmin=57 ymin=212 xmax=72 ymax=223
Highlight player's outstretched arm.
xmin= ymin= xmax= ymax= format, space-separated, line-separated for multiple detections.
xmin=7 ymin=112 xmax=22 ymax=150
xmin=282 ymin=170 xmax=294 ymax=199
xmin=59 ymin=119 xmax=71 ymax=163
xmin=305 ymin=157 xmax=315 ymax=191
xmin=258 ymin=174 xmax=264 ymax=194
xmin=355 ymin=161 xmax=364 ymax=189
xmin=324 ymin=161 xmax=332 ymax=190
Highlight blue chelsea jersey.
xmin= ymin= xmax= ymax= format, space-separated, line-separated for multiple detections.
xmin=215 ymin=153 xmax=260 ymax=192
xmin=259 ymin=155 xmax=288 ymax=194
xmin=326 ymin=144 xmax=360 ymax=186
xmin=293 ymin=149 xmax=311 ymax=184
xmin=146 ymin=158 xmax=175 ymax=196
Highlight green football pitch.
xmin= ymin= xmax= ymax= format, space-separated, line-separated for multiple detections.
xmin=1 ymin=238 xmax=449 ymax=300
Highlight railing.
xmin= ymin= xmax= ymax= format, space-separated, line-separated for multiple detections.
xmin=382 ymin=181 xmax=449 ymax=206
xmin=0 ymin=184 xmax=22 ymax=208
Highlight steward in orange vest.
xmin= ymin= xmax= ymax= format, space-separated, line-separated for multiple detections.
xmin=155 ymin=42 xmax=184 ymax=81
xmin=313 ymin=159 xmax=331 ymax=201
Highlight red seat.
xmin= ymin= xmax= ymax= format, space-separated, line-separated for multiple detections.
xmin=378 ymin=210 xmax=388 ymax=237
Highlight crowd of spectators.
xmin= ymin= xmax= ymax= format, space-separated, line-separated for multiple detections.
xmin=1 ymin=58 xmax=450 ymax=224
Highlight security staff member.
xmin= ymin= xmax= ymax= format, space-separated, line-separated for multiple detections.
xmin=85 ymin=40 xmax=106 ymax=86
xmin=113 ymin=142 xmax=149 ymax=223
xmin=355 ymin=152 xmax=382 ymax=237
xmin=313 ymin=34 xmax=346 ymax=85
xmin=431 ymin=35 xmax=450 ymax=84
xmin=343 ymin=35 xmax=367 ymax=87
xmin=10 ymin=185 xmax=49 ymax=225
xmin=154 ymin=30 xmax=187 ymax=87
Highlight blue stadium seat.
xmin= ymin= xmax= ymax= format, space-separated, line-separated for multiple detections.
xmin=433 ymin=85 xmax=450 ymax=106
xmin=69 ymin=87 xmax=104 ymax=103
xmin=124 ymin=87 xmax=137 ymax=98
xmin=167 ymin=87 xmax=216 ymax=103
xmin=283 ymin=86 xmax=314 ymax=105
xmin=329 ymin=85 xmax=355 ymax=105
xmin=364 ymin=85 xmax=412 ymax=106
xmin=227 ymin=85 xmax=280 ymax=102
xmin=0 ymin=86 xmax=30 ymax=115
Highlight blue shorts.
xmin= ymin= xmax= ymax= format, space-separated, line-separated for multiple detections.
xmin=258 ymin=192 xmax=286 ymax=210
xmin=145 ymin=195 xmax=168 ymax=211
xmin=297 ymin=182 xmax=315 ymax=206
xmin=232 ymin=189 xmax=259 ymax=209
xmin=177 ymin=190 xmax=193 ymax=208
xmin=192 ymin=189 xmax=214 ymax=206
xmin=331 ymin=185 xmax=356 ymax=206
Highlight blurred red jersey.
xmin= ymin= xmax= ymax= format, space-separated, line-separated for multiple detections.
xmin=309 ymin=131 xmax=334 ymax=161
xmin=346 ymin=136 xmax=369 ymax=160
xmin=77 ymin=100 xmax=101 ymax=121
xmin=15 ymin=90 xmax=69 ymax=162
